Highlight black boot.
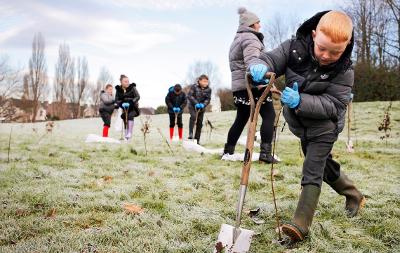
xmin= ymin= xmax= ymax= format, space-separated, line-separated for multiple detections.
xmin=223 ymin=144 xmax=235 ymax=155
xmin=328 ymin=173 xmax=365 ymax=217
xmin=282 ymin=185 xmax=321 ymax=242
xmin=259 ymin=143 xmax=279 ymax=164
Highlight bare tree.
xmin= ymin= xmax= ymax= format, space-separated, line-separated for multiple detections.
xmin=92 ymin=66 xmax=113 ymax=115
xmin=28 ymin=32 xmax=47 ymax=122
xmin=0 ymin=56 xmax=22 ymax=121
xmin=264 ymin=14 xmax=299 ymax=50
xmin=345 ymin=0 xmax=399 ymax=67
xmin=54 ymin=42 xmax=74 ymax=119
xmin=345 ymin=0 xmax=378 ymax=64
xmin=67 ymin=56 xmax=89 ymax=118
xmin=384 ymin=0 xmax=400 ymax=64
xmin=372 ymin=2 xmax=389 ymax=67
xmin=185 ymin=60 xmax=221 ymax=87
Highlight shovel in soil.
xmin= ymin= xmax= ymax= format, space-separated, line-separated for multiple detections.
xmin=215 ymin=72 xmax=276 ymax=253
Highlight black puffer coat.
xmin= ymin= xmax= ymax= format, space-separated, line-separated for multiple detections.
xmin=187 ymin=84 xmax=212 ymax=111
xmin=259 ymin=11 xmax=354 ymax=140
xmin=165 ymin=89 xmax=187 ymax=114
xmin=115 ymin=83 xmax=140 ymax=118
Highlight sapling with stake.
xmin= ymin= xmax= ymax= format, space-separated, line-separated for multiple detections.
xmin=205 ymin=115 xmax=215 ymax=140
xmin=7 ymin=127 xmax=13 ymax=163
xmin=378 ymin=101 xmax=392 ymax=146
xmin=157 ymin=128 xmax=174 ymax=155
xmin=346 ymin=99 xmax=355 ymax=152
xmin=140 ymin=115 xmax=151 ymax=155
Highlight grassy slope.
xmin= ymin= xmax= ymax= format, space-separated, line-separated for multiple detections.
xmin=0 ymin=101 xmax=399 ymax=253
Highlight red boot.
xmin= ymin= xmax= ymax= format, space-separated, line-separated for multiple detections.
xmin=178 ymin=127 xmax=183 ymax=140
xmin=102 ymin=125 xmax=109 ymax=137
xmin=169 ymin=127 xmax=174 ymax=140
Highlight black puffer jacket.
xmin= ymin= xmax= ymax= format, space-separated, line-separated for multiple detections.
xmin=187 ymin=83 xmax=212 ymax=110
xmin=165 ymin=89 xmax=187 ymax=113
xmin=115 ymin=83 xmax=140 ymax=117
xmin=259 ymin=11 xmax=354 ymax=140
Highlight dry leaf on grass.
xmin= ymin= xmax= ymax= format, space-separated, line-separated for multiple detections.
xmin=123 ymin=203 xmax=144 ymax=214
xmin=15 ymin=208 xmax=30 ymax=217
xmin=101 ymin=176 xmax=113 ymax=182
xmin=46 ymin=208 xmax=56 ymax=218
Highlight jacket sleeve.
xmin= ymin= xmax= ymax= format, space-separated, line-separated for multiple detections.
xmin=203 ymin=88 xmax=212 ymax=106
xmin=187 ymin=85 xmax=199 ymax=105
xmin=258 ymin=39 xmax=292 ymax=77
xmin=115 ymin=90 xmax=123 ymax=107
xmin=241 ymin=35 xmax=268 ymax=69
xmin=295 ymin=69 xmax=354 ymax=121
xmin=100 ymin=93 xmax=114 ymax=106
xmin=129 ymin=86 xmax=140 ymax=104
xmin=165 ymin=93 xmax=173 ymax=109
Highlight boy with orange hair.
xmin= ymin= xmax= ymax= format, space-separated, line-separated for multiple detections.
xmin=250 ymin=11 xmax=365 ymax=242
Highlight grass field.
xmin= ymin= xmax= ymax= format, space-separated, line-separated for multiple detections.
xmin=0 ymin=101 xmax=399 ymax=253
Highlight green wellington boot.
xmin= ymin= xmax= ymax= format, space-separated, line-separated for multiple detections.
xmin=282 ymin=185 xmax=321 ymax=242
xmin=329 ymin=173 xmax=366 ymax=217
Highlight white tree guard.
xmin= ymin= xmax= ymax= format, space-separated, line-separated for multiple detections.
xmin=85 ymin=134 xmax=120 ymax=144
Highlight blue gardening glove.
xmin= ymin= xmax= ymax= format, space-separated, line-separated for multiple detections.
xmin=173 ymin=107 xmax=181 ymax=113
xmin=250 ymin=64 xmax=269 ymax=83
xmin=122 ymin=102 xmax=130 ymax=109
xmin=195 ymin=103 xmax=202 ymax=109
xmin=281 ymin=82 xmax=300 ymax=108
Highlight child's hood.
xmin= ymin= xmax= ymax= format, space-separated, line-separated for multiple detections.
xmin=236 ymin=25 xmax=264 ymax=43
xmin=295 ymin=10 xmax=354 ymax=71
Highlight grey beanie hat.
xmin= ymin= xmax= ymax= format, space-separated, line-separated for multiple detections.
xmin=238 ymin=7 xmax=260 ymax=27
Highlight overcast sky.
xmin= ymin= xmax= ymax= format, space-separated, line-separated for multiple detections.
xmin=0 ymin=0 xmax=343 ymax=107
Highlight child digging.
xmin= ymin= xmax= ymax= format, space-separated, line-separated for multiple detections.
xmin=165 ymin=84 xmax=187 ymax=141
xmin=249 ymin=10 xmax=365 ymax=242
xmin=99 ymin=84 xmax=117 ymax=137
xmin=187 ymin=74 xmax=212 ymax=144
xmin=223 ymin=7 xmax=278 ymax=163
xmin=115 ymin=74 xmax=140 ymax=141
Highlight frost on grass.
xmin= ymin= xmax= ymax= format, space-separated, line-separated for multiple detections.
xmin=0 ymin=102 xmax=399 ymax=252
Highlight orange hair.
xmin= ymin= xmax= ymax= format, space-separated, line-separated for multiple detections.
xmin=317 ymin=11 xmax=353 ymax=43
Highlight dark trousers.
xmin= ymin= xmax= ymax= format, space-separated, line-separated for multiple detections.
xmin=226 ymin=98 xmax=275 ymax=146
xmin=300 ymin=134 xmax=341 ymax=187
xmin=99 ymin=109 xmax=112 ymax=127
xmin=121 ymin=110 xmax=136 ymax=122
xmin=169 ymin=113 xmax=183 ymax=128
xmin=189 ymin=107 xmax=205 ymax=140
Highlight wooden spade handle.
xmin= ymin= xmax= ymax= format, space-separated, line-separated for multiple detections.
xmin=240 ymin=72 xmax=276 ymax=185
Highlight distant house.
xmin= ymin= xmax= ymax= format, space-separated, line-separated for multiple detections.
xmin=35 ymin=106 xmax=47 ymax=121
xmin=83 ymin=105 xmax=96 ymax=118
xmin=4 ymin=98 xmax=42 ymax=122
xmin=140 ymin=107 xmax=155 ymax=115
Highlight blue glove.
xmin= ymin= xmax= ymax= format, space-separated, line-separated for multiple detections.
xmin=199 ymin=103 xmax=205 ymax=109
xmin=122 ymin=102 xmax=130 ymax=109
xmin=195 ymin=103 xmax=202 ymax=109
xmin=250 ymin=64 xmax=269 ymax=83
xmin=168 ymin=86 xmax=174 ymax=93
xmin=173 ymin=107 xmax=181 ymax=113
xmin=281 ymin=82 xmax=300 ymax=108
